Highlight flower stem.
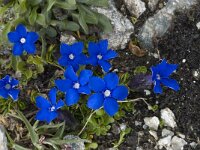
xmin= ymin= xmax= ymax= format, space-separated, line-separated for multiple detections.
xmin=118 ymin=97 xmax=147 ymax=103
xmin=78 ymin=107 xmax=102 ymax=136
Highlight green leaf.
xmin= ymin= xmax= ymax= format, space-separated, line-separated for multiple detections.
xmin=78 ymin=14 xmax=89 ymax=34
xmin=83 ymin=0 xmax=108 ymax=7
xmin=29 ymin=7 xmax=38 ymax=25
xmin=47 ymin=0 xmax=56 ymax=11
xmin=95 ymin=12 xmax=112 ymax=33
xmin=88 ymin=142 xmax=98 ymax=149
xmin=27 ymin=0 xmax=43 ymax=6
xmin=78 ymin=5 xmax=98 ymax=24
xmin=45 ymin=26 xmax=57 ymax=37
xmin=51 ymin=20 xmax=80 ymax=31
xmin=36 ymin=14 xmax=47 ymax=27
xmin=9 ymin=111 xmax=42 ymax=149
xmin=55 ymin=0 xmax=77 ymax=10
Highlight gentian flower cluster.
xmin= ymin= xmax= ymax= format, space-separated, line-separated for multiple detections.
xmin=0 ymin=75 xmax=20 ymax=101
xmin=151 ymin=59 xmax=180 ymax=94
xmin=8 ymin=24 xmax=39 ymax=56
xmin=5 ymin=24 xmax=180 ymax=124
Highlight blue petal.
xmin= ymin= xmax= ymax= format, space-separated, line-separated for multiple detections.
xmin=7 ymin=32 xmax=20 ymax=43
xmin=161 ymin=78 xmax=180 ymax=91
xmin=55 ymin=79 xmax=72 ymax=92
xmin=103 ymin=50 xmax=118 ymax=60
xmin=78 ymin=85 xmax=91 ymax=94
xmin=71 ymin=42 xmax=84 ymax=55
xmin=48 ymin=88 xmax=57 ymax=105
xmin=55 ymin=99 xmax=65 ymax=109
xmin=36 ymin=96 xmax=51 ymax=109
xmin=89 ymin=77 xmax=105 ymax=92
xmin=26 ymin=32 xmax=39 ymax=43
xmin=98 ymin=40 xmax=108 ymax=54
xmin=112 ymin=86 xmax=128 ymax=100
xmin=23 ymin=43 xmax=36 ymax=54
xmin=46 ymin=111 xmax=58 ymax=123
xmin=58 ymin=56 xmax=69 ymax=66
xmin=60 ymin=43 xmax=70 ymax=55
xmin=64 ymin=66 xmax=78 ymax=81
xmin=16 ymin=24 xmax=27 ymax=37
xmin=87 ymin=56 xmax=98 ymax=66
xmin=98 ymin=60 xmax=111 ymax=72
xmin=150 ymin=66 xmax=159 ymax=81
xmin=8 ymin=89 xmax=20 ymax=101
xmin=2 ymin=75 xmax=10 ymax=82
xmin=0 ymin=80 xmax=6 ymax=87
xmin=0 ymin=89 xmax=9 ymax=99
xmin=35 ymin=109 xmax=49 ymax=122
xmin=104 ymin=98 xmax=119 ymax=116
xmin=70 ymin=62 xmax=79 ymax=72
xmin=77 ymin=54 xmax=88 ymax=65
xmin=65 ymin=88 xmax=80 ymax=106
xmin=157 ymin=59 xmax=178 ymax=77
xmin=10 ymin=78 xmax=19 ymax=87
xmin=104 ymin=73 xmax=119 ymax=90
xmin=153 ymin=81 xmax=163 ymax=94
xmin=79 ymin=69 xmax=93 ymax=86
xmin=88 ymin=42 xmax=100 ymax=55
xmin=87 ymin=93 xmax=104 ymax=110
xmin=13 ymin=43 xmax=23 ymax=56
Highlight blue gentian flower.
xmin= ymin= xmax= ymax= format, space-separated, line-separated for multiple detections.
xmin=55 ymin=65 xmax=93 ymax=106
xmin=58 ymin=42 xmax=87 ymax=71
xmin=87 ymin=73 xmax=128 ymax=116
xmin=7 ymin=24 xmax=39 ymax=56
xmin=151 ymin=59 xmax=180 ymax=94
xmin=0 ymin=75 xmax=20 ymax=101
xmin=87 ymin=40 xmax=118 ymax=72
xmin=35 ymin=88 xmax=65 ymax=123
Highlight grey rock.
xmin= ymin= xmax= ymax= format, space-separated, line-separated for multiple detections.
xmin=92 ymin=0 xmax=134 ymax=50
xmin=144 ymin=116 xmax=160 ymax=130
xmin=148 ymin=0 xmax=159 ymax=11
xmin=0 ymin=125 xmax=8 ymax=150
xmin=171 ymin=136 xmax=187 ymax=150
xmin=124 ymin=0 xmax=146 ymax=18
xmin=156 ymin=135 xmax=172 ymax=149
xmin=60 ymin=33 xmax=77 ymax=44
xmin=62 ymin=135 xmax=85 ymax=150
xmin=138 ymin=0 xmax=197 ymax=51
xmin=161 ymin=108 xmax=177 ymax=128
xmin=162 ymin=128 xmax=174 ymax=137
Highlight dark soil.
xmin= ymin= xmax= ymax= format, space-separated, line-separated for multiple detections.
xmin=96 ymin=3 xmax=200 ymax=150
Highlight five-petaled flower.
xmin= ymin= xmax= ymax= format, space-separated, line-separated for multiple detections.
xmin=0 ymin=75 xmax=20 ymax=101
xmin=151 ymin=59 xmax=180 ymax=94
xmin=7 ymin=24 xmax=39 ymax=56
xmin=58 ymin=42 xmax=87 ymax=71
xmin=55 ymin=65 xmax=93 ymax=106
xmin=87 ymin=40 xmax=118 ymax=72
xmin=35 ymin=88 xmax=65 ymax=123
xmin=87 ymin=73 xmax=128 ymax=116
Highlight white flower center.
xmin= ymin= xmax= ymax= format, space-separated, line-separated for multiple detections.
xmin=156 ymin=74 xmax=161 ymax=80
xmin=5 ymin=84 xmax=11 ymax=90
xmin=20 ymin=38 xmax=26 ymax=44
xmin=97 ymin=54 xmax=103 ymax=60
xmin=50 ymin=106 xmax=56 ymax=112
xmin=69 ymin=54 xmax=75 ymax=60
xmin=104 ymin=90 xmax=111 ymax=97
xmin=73 ymin=82 xmax=80 ymax=89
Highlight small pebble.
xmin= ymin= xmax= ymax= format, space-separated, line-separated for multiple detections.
xmin=182 ymin=59 xmax=186 ymax=63
xmin=196 ymin=22 xmax=200 ymax=30
xmin=144 ymin=89 xmax=151 ymax=95
xmin=120 ymin=123 xmax=127 ymax=131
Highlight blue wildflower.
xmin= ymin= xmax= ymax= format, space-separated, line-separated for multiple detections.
xmin=0 ymin=75 xmax=20 ymax=101
xmin=87 ymin=40 xmax=118 ymax=72
xmin=58 ymin=42 xmax=87 ymax=71
xmin=87 ymin=73 xmax=128 ymax=116
xmin=7 ymin=24 xmax=39 ymax=56
xmin=151 ymin=59 xmax=180 ymax=94
xmin=55 ymin=65 xmax=93 ymax=106
xmin=35 ymin=88 xmax=65 ymax=123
